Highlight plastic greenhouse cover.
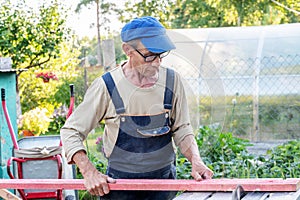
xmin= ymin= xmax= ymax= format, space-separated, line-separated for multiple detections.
xmin=163 ymin=23 xmax=300 ymax=67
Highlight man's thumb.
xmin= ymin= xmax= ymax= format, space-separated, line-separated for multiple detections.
xmin=193 ymin=172 xmax=203 ymax=181
xmin=107 ymin=177 xmax=116 ymax=183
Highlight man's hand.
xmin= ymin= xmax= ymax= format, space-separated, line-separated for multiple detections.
xmin=73 ymin=150 xmax=116 ymax=196
xmin=178 ymin=135 xmax=214 ymax=181
xmin=82 ymin=166 xmax=116 ymax=196
xmin=191 ymin=157 xmax=214 ymax=181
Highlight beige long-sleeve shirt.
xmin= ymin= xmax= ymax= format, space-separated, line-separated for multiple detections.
xmin=60 ymin=66 xmax=194 ymax=163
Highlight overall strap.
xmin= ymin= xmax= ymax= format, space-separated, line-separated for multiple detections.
xmin=102 ymin=72 xmax=126 ymax=114
xmin=164 ymin=68 xmax=175 ymax=110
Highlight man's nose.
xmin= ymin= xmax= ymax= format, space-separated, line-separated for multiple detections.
xmin=152 ymin=56 xmax=161 ymax=65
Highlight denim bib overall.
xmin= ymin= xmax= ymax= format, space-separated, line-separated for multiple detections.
xmin=100 ymin=68 xmax=177 ymax=200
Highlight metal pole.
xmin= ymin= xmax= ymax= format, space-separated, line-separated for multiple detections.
xmin=83 ymin=49 xmax=88 ymax=93
xmin=252 ymin=30 xmax=265 ymax=141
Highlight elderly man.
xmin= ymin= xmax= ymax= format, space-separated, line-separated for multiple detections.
xmin=61 ymin=16 xmax=213 ymax=200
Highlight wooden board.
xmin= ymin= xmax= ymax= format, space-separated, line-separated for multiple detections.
xmin=0 ymin=189 xmax=21 ymax=200
xmin=173 ymin=192 xmax=214 ymax=200
xmin=0 ymin=178 xmax=299 ymax=192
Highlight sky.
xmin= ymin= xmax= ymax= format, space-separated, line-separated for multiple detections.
xmin=8 ymin=0 xmax=124 ymax=39
xmin=66 ymin=0 xmax=125 ymax=38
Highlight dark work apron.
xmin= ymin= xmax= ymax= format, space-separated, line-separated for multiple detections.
xmin=100 ymin=68 xmax=177 ymax=200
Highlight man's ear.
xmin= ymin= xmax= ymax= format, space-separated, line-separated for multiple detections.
xmin=122 ymin=43 xmax=133 ymax=56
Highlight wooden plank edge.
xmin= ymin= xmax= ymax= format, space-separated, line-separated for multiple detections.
xmin=0 ymin=179 xmax=299 ymax=192
xmin=287 ymin=178 xmax=300 ymax=191
xmin=0 ymin=189 xmax=21 ymax=200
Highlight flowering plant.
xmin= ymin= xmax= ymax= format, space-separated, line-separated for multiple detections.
xmin=18 ymin=107 xmax=52 ymax=136
xmin=36 ymin=72 xmax=58 ymax=82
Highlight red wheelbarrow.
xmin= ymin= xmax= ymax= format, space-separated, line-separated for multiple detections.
xmin=1 ymin=84 xmax=75 ymax=200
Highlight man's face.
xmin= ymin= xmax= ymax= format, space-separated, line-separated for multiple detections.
xmin=130 ymin=44 xmax=162 ymax=78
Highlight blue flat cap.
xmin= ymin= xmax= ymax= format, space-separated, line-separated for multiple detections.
xmin=121 ymin=16 xmax=176 ymax=53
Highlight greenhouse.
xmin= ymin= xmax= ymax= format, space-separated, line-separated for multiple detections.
xmin=163 ymin=23 xmax=300 ymax=142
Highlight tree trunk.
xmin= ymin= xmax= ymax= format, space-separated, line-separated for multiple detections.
xmin=96 ymin=0 xmax=103 ymax=67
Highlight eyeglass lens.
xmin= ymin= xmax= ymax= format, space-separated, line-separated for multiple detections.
xmin=135 ymin=49 xmax=170 ymax=62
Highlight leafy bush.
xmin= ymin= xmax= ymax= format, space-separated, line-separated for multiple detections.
xmin=176 ymin=126 xmax=300 ymax=179
xmin=195 ymin=126 xmax=256 ymax=178
xmin=47 ymin=113 xmax=67 ymax=135
xmin=263 ymin=140 xmax=300 ymax=178
xmin=176 ymin=156 xmax=192 ymax=179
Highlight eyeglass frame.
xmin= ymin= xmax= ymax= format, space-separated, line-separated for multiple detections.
xmin=133 ymin=48 xmax=170 ymax=62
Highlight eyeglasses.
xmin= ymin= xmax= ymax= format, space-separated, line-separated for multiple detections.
xmin=134 ymin=48 xmax=170 ymax=62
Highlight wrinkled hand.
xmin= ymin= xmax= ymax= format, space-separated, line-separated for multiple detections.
xmin=82 ymin=168 xmax=116 ymax=196
xmin=191 ymin=159 xmax=214 ymax=181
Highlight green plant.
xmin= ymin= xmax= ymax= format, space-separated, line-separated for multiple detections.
xmin=176 ymin=156 xmax=192 ymax=179
xmin=18 ymin=107 xmax=52 ymax=136
xmin=176 ymin=126 xmax=256 ymax=179
xmin=181 ymin=126 xmax=300 ymax=179
xmin=263 ymin=140 xmax=300 ymax=178
xmin=47 ymin=115 xmax=66 ymax=135
xmin=199 ymin=126 xmax=256 ymax=178
xmin=229 ymin=92 xmax=239 ymax=132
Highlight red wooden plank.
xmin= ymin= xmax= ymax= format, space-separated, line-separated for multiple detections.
xmin=0 ymin=179 xmax=299 ymax=192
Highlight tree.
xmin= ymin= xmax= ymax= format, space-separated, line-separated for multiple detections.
xmin=0 ymin=0 xmax=69 ymax=116
xmin=270 ymin=0 xmax=300 ymax=23
xmin=204 ymin=0 xmax=299 ymax=26
xmin=17 ymin=40 xmax=82 ymax=135
xmin=0 ymin=0 xmax=76 ymax=119
xmin=18 ymin=41 xmax=81 ymax=113
xmin=120 ymin=0 xmax=300 ymax=28
xmin=0 ymin=0 xmax=69 ymax=73
xmin=171 ymin=0 xmax=224 ymax=28
xmin=75 ymin=0 xmax=117 ymax=68
xmin=119 ymin=0 xmax=176 ymax=27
